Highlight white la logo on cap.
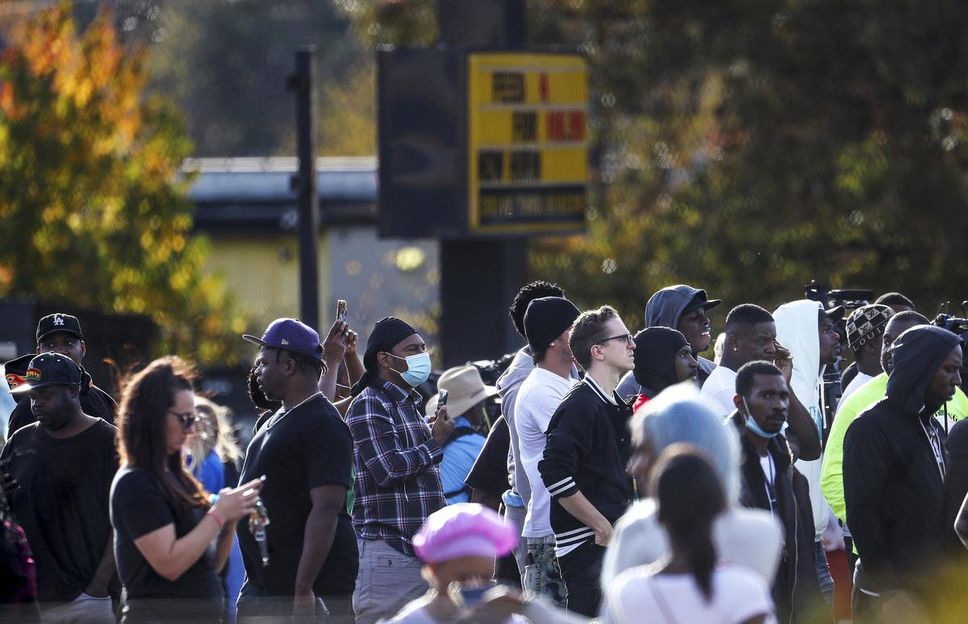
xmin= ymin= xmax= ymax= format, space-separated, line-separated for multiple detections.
xmin=281 ymin=338 xmax=289 ymax=345
xmin=53 ymin=314 xmax=65 ymax=326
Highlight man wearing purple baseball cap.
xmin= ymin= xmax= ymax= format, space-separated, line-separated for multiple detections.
xmin=236 ymin=318 xmax=358 ymax=622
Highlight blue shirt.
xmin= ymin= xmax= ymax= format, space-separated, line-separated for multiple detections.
xmin=440 ymin=416 xmax=487 ymax=505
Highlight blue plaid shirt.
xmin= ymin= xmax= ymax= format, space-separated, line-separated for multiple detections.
xmin=346 ymin=379 xmax=445 ymax=556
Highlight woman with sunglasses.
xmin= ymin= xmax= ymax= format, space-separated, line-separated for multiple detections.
xmin=110 ymin=357 xmax=263 ymax=623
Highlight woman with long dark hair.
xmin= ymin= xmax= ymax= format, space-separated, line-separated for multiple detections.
xmin=110 ymin=357 xmax=262 ymax=622
xmin=603 ymin=445 xmax=775 ymax=624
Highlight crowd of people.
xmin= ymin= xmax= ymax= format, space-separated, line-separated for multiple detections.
xmin=2 ymin=281 xmax=968 ymax=624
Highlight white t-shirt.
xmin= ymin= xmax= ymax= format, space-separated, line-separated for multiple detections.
xmin=700 ymin=365 xmax=738 ymax=417
xmin=514 ymin=367 xmax=577 ymax=538
xmin=839 ymin=371 xmax=874 ymax=405
xmin=603 ymin=563 xmax=776 ymax=624
xmin=601 ymin=501 xmax=783 ymax=588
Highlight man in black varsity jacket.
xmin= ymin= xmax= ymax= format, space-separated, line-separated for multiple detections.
xmin=538 ymin=305 xmax=636 ymax=616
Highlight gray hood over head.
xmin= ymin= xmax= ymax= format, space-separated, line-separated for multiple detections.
xmin=645 ymin=284 xmax=712 ymax=329
xmin=886 ymin=325 xmax=962 ymax=415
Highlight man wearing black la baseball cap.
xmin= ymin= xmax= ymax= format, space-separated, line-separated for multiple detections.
xmin=236 ymin=318 xmax=359 ymax=620
xmin=6 ymin=313 xmax=117 ymax=437
xmin=1 ymin=351 xmax=120 ymax=614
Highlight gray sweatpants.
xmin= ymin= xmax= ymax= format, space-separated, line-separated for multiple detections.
xmin=352 ymin=539 xmax=429 ymax=624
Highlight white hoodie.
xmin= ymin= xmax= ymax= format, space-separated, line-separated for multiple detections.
xmin=773 ymin=299 xmax=835 ymax=542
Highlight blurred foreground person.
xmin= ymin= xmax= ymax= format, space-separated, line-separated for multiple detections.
xmin=603 ymin=447 xmax=775 ymax=624
xmin=1 ymin=353 xmax=118 ymax=622
xmin=844 ymin=326 xmax=962 ymax=621
xmin=384 ymin=503 xmax=584 ymax=624
xmin=601 ymin=384 xmax=782 ymax=589
xmin=111 ymin=357 xmax=262 ymax=623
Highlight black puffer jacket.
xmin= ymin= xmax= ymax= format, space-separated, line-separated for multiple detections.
xmin=730 ymin=411 xmax=822 ymax=624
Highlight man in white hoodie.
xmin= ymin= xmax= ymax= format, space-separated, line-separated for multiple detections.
xmin=774 ymin=299 xmax=845 ymax=605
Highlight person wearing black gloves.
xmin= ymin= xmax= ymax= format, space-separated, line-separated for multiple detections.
xmin=6 ymin=313 xmax=115 ymax=436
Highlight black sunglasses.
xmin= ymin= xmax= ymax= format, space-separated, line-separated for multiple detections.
xmin=597 ymin=333 xmax=634 ymax=346
xmin=169 ymin=409 xmax=199 ymax=430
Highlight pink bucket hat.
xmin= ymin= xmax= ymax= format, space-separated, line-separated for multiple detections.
xmin=413 ymin=503 xmax=518 ymax=564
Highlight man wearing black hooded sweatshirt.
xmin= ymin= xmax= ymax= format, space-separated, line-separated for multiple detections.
xmin=844 ymin=325 xmax=963 ymax=619
xmin=628 ymin=327 xmax=698 ymax=409
xmin=616 ymin=284 xmax=720 ymax=399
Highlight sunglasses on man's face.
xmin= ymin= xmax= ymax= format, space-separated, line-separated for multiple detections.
xmin=169 ymin=410 xmax=199 ymax=430
xmin=598 ymin=333 xmax=634 ymax=347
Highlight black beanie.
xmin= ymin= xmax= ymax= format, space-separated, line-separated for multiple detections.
xmin=351 ymin=316 xmax=417 ymax=396
xmin=524 ymin=297 xmax=581 ymax=352
xmin=632 ymin=327 xmax=690 ymax=393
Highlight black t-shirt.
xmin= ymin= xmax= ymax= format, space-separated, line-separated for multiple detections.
xmin=110 ymin=467 xmax=222 ymax=616
xmin=0 ymin=419 xmax=118 ymax=603
xmin=236 ymin=394 xmax=358 ymax=597
xmin=464 ymin=416 xmax=511 ymax=498
xmin=7 ymin=380 xmax=116 ymax=436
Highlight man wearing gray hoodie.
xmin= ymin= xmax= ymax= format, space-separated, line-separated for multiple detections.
xmin=617 ymin=284 xmax=721 ymax=400
xmin=844 ymin=325 xmax=962 ymax=618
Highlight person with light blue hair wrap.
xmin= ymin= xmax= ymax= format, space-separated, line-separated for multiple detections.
xmin=600 ymin=384 xmax=783 ymax=593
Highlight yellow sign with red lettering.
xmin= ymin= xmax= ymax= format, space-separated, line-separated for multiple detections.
xmin=467 ymin=52 xmax=588 ymax=234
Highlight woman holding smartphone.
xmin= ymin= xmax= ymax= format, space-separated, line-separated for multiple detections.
xmin=110 ymin=356 xmax=263 ymax=623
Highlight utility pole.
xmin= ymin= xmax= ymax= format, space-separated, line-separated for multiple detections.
xmin=288 ymin=46 xmax=319 ymax=331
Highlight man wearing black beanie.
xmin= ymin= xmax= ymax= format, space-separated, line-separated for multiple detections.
xmin=345 ymin=317 xmax=453 ymax=624
xmin=514 ymin=296 xmax=581 ymax=606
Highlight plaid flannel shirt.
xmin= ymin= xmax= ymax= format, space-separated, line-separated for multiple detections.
xmin=347 ymin=379 xmax=445 ymax=556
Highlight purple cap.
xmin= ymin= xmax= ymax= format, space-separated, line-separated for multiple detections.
xmin=242 ymin=318 xmax=324 ymax=362
xmin=413 ymin=503 xmax=518 ymax=564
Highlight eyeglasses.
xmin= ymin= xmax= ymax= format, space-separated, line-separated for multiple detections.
xmin=169 ymin=410 xmax=199 ymax=430
xmin=597 ymin=333 xmax=634 ymax=347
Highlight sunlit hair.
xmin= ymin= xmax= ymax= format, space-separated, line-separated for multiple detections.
xmin=188 ymin=396 xmax=243 ymax=471
xmin=117 ymin=356 xmax=208 ymax=511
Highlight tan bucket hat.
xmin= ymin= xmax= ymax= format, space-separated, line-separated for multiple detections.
xmin=425 ymin=365 xmax=499 ymax=418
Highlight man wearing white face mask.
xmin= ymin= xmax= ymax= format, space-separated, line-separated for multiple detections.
xmin=346 ymin=317 xmax=454 ymax=624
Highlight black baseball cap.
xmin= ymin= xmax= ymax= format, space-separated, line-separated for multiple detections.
xmin=10 ymin=352 xmax=82 ymax=394
xmin=36 ymin=313 xmax=83 ymax=343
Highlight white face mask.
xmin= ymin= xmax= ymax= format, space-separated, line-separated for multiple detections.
xmin=743 ymin=397 xmax=781 ymax=439
xmin=389 ymin=352 xmax=432 ymax=387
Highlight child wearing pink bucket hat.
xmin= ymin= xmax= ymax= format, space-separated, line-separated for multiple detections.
xmin=381 ymin=504 xmax=584 ymax=624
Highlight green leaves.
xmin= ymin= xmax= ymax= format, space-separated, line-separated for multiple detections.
xmin=0 ymin=5 xmax=246 ymax=365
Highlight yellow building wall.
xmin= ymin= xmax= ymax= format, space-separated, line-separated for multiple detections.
xmin=204 ymin=234 xmax=331 ymax=335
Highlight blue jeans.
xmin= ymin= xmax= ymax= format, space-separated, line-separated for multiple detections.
xmin=816 ymin=540 xmax=835 ymax=604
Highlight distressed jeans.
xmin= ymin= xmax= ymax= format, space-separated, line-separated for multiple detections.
xmin=522 ymin=536 xmax=568 ymax=608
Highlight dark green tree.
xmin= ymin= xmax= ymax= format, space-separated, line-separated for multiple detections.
xmin=351 ymin=0 xmax=968 ymax=325
xmin=0 ymin=4 xmax=246 ymax=364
